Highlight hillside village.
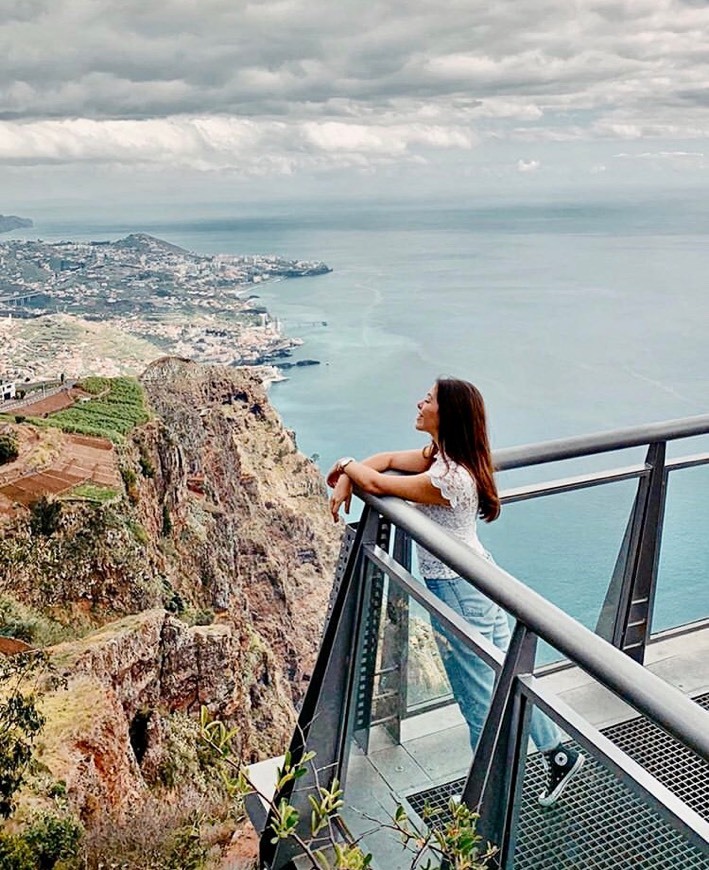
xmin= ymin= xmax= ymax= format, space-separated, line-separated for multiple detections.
xmin=0 ymin=233 xmax=331 ymax=384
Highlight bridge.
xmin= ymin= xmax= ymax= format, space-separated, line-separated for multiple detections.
xmin=246 ymin=414 xmax=709 ymax=869
xmin=0 ymin=289 xmax=44 ymax=304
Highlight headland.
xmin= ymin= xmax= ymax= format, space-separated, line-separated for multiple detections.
xmin=0 ymin=232 xmax=331 ymax=382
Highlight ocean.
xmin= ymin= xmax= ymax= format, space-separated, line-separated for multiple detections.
xmin=15 ymin=196 xmax=709 ymax=643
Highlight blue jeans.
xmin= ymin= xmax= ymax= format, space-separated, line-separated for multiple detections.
xmin=425 ymin=574 xmax=560 ymax=754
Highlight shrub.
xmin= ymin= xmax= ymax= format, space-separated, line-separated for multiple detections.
xmin=127 ymin=520 xmax=150 ymax=547
xmin=139 ymin=446 xmax=156 ymax=478
xmin=22 ymin=811 xmax=83 ymax=869
xmin=162 ymin=503 xmax=173 ymax=537
xmin=30 ymin=497 xmax=63 ymax=537
xmin=0 ymin=833 xmax=34 ymax=870
xmin=14 ymin=415 xmax=26 ymax=424
xmin=0 ymin=812 xmax=83 ymax=870
xmin=78 ymin=794 xmax=223 ymax=870
xmin=121 ymin=465 xmax=139 ymax=504
xmin=162 ymin=581 xmax=185 ymax=615
xmin=0 ymin=598 xmax=72 ymax=647
xmin=0 ymin=433 xmax=19 ymax=465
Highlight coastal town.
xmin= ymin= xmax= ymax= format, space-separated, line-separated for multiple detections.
xmin=0 ymin=233 xmax=331 ymax=390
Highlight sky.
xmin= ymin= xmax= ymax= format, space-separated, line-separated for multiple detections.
xmin=2 ymin=0 xmax=709 ymax=213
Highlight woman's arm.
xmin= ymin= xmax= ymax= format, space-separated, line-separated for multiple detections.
xmin=326 ymin=447 xmax=430 ymax=488
xmin=340 ymin=460 xmax=448 ymax=505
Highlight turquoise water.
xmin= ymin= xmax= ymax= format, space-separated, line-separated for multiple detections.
xmin=17 ymin=198 xmax=709 ymax=638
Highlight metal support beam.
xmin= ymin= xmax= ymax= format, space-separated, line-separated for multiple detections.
xmin=352 ymin=517 xmax=391 ymax=752
xmin=372 ymin=528 xmax=411 ymax=744
xmin=597 ymin=442 xmax=667 ymax=663
xmin=461 ymin=623 xmax=538 ymax=851
xmin=261 ymin=508 xmax=379 ymax=869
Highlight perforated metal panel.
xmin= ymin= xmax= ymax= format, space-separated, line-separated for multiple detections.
xmin=405 ymin=693 xmax=709 ymax=869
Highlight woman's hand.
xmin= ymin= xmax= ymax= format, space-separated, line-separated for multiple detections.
xmin=329 ymin=475 xmax=353 ymax=523
xmin=326 ymin=461 xmax=343 ymax=488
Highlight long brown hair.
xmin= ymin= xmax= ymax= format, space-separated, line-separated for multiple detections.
xmin=432 ymin=377 xmax=500 ymax=522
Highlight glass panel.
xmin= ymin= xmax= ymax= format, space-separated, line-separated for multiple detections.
xmin=341 ymin=557 xmax=474 ymax=870
xmin=654 ymin=464 xmax=709 ymax=632
xmin=483 ymin=479 xmax=637 ymax=663
xmin=405 ymin=598 xmax=452 ymax=709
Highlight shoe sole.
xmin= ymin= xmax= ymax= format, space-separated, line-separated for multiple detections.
xmin=537 ymin=754 xmax=585 ymax=807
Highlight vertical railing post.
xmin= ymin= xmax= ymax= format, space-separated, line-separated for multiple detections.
xmin=373 ymin=527 xmax=412 ymax=744
xmin=351 ymin=516 xmax=391 ymax=752
xmin=260 ymin=507 xmax=380 ymax=869
xmin=596 ymin=442 xmax=667 ymax=663
xmin=459 ymin=622 xmax=537 ymax=855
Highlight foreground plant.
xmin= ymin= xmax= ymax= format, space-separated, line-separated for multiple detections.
xmin=0 ymin=651 xmax=49 ymax=818
xmin=199 ymin=707 xmax=495 ymax=870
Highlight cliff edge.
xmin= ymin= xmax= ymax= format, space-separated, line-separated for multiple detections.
xmin=0 ymin=359 xmax=339 ymax=859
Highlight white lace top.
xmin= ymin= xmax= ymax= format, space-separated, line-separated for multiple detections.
xmin=415 ymin=454 xmax=485 ymax=579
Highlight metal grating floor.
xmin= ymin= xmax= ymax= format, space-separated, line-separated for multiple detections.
xmin=405 ymin=693 xmax=709 ymax=869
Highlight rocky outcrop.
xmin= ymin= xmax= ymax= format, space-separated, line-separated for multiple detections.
xmin=42 ymin=608 xmax=297 ymax=819
xmin=0 ymin=359 xmax=340 ymax=831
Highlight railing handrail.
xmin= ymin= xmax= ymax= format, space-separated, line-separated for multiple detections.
xmin=494 ymin=412 xmax=709 ymax=470
xmin=355 ymin=489 xmax=709 ymax=762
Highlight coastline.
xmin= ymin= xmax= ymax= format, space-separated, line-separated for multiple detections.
xmin=0 ymin=233 xmax=328 ymax=382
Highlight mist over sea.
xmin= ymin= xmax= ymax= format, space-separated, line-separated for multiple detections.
xmin=21 ymin=196 xmax=709 ymax=647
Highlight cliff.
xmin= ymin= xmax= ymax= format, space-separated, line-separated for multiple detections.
xmin=0 ymin=359 xmax=340 ymax=862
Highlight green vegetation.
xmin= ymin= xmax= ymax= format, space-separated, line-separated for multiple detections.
xmin=0 ymin=811 xmax=83 ymax=870
xmin=127 ymin=519 xmax=150 ymax=547
xmin=138 ymin=445 xmax=156 ymax=478
xmin=78 ymin=377 xmax=112 ymax=396
xmin=0 ymin=652 xmax=47 ymax=819
xmin=0 ymin=597 xmax=73 ymax=647
xmin=63 ymin=483 xmax=119 ymax=504
xmin=200 ymin=708 xmax=496 ymax=870
xmin=49 ymin=377 xmax=149 ymax=443
xmin=0 ymin=432 xmax=19 ymax=465
xmin=162 ymin=503 xmax=173 ymax=537
xmin=121 ymin=464 xmax=140 ymax=503
xmin=29 ymin=498 xmax=63 ymax=537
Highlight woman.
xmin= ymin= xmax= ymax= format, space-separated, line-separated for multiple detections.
xmin=327 ymin=377 xmax=583 ymax=807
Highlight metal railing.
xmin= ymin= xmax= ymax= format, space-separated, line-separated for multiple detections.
xmin=257 ymin=413 xmax=709 ymax=869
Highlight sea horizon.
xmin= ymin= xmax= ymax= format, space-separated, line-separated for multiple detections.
xmin=8 ymin=194 xmax=709 ymax=647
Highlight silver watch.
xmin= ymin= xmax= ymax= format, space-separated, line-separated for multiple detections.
xmin=339 ymin=456 xmax=356 ymax=470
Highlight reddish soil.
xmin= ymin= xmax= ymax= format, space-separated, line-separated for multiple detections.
xmin=18 ymin=387 xmax=91 ymax=418
xmin=0 ymin=432 xmax=122 ymax=512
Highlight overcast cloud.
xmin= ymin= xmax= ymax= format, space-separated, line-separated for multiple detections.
xmin=2 ymin=0 xmax=709 ymax=200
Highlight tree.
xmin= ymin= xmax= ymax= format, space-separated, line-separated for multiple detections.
xmin=0 ymin=652 xmax=47 ymax=818
xmin=29 ymin=498 xmax=63 ymax=537
xmin=0 ymin=434 xmax=19 ymax=465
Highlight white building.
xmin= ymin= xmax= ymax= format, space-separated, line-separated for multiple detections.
xmin=1 ymin=380 xmax=16 ymax=401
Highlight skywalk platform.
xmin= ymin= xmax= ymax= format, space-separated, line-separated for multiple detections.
xmin=250 ymin=414 xmax=709 ymax=868
xmin=250 ymin=622 xmax=709 ymax=868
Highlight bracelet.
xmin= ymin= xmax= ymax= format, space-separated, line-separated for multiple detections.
xmin=339 ymin=456 xmax=356 ymax=471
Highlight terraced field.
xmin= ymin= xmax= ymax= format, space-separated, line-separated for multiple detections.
xmin=0 ymin=432 xmax=121 ymax=513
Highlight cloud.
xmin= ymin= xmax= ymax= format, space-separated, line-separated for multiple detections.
xmin=2 ymin=0 xmax=709 ymax=178
xmin=0 ymin=115 xmax=475 ymax=172
xmin=516 ymin=158 xmax=541 ymax=172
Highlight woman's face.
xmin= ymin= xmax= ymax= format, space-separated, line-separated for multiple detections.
xmin=415 ymin=384 xmax=439 ymax=438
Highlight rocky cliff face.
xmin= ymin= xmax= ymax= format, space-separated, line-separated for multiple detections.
xmin=0 ymin=359 xmax=340 ymax=837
